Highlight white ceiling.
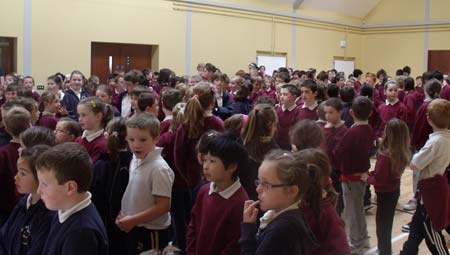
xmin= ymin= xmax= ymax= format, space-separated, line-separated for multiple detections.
xmin=266 ymin=0 xmax=381 ymax=19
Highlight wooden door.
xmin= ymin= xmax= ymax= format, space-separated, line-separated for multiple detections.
xmin=0 ymin=37 xmax=16 ymax=75
xmin=428 ymin=50 xmax=450 ymax=73
xmin=91 ymin=42 xmax=152 ymax=83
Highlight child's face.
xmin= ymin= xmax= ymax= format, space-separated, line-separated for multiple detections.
xmin=301 ymin=87 xmax=317 ymax=104
xmin=385 ymin=83 xmax=399 ymax=101
xmin=229 ymin=80 xmax=239 ymax=92
xmin=47 ymin=79 xmax=59 ymax=91
xmin=30 ymin=105 xmax=39 ymax=125
xmin=117 ymin=77 xmax=125 ymax=91
xmin=253 ymin=82 xmax=262 ymax=92
xmin=213 ymin=79 xmax=222 ymax=91
xmin=324 ymin=105 xmax=342 ymax=125
xmin=416 ymin=78 xmax=422 ymax=87
xmin=23 ymin=78 xmax=34 ymax=89
xmin=70 ymin=74 xmax=83 ymax=92
xmin=95 ymin=90 xmax=111 ymax=104
xmin=256 ymin=160 xmax=298 ymax=212
xmin=5 ymin=91 xmax=17 ymax=101
xmin=126 ymin=127 xmax=158 ymax=159
xmin=5 ymin=75 xmax=14 ymax=85
xmin=54 ymin=122 xmax=74 ymax=144
xmin=77 ymin=104 xmax=102 ymax=131
xmin=202 ymin=153 xmax=235 ymax=184
xmin=130 ymin=95 xmax=138 ymax=111
xmin=15 ymin=157 xmax=38 ymax=194
xmin=45 ymin=98 xmax=61 ymax=113
xmin=37 ymin=169 xmax=69 ymax=211
xmin=279 ymin=88 xmax=296 ymax=107
xmin=107 ymin=80 xmax=117 ymax=90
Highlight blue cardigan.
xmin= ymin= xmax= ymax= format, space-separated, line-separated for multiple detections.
xmin=42 ymin=203 xmax=108 ymax=255
xmin=239 ymin=209 xmax=317 ymax=255
xmin=61 ymin=89 xmax=89 ymax=120
xmin=0 ymin=195 xmax=54 ymax=255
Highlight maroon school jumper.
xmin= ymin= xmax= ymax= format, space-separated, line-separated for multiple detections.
xmin=323 ymin=124 xmax=348 ymax=171
xmin=367 ymin=153 xmax=401 ymax=192
xmin=298 ymin=103 xmax=319 ymax=121
xmin=275 ymin=105 xmax=301 ymax=150
xmin=0 ymin=142 xmax=21 ymax=215
xmin=440 ymin=84 xmax=450 ymax=101
xmin=336 ymin=123 xmax=374 ymax=178
xmin=302 ymin=199 xmax=350 ymax=255
xmin=354 ymin=80 xmax=362 ymax=93
xmin=157 ymin=131 xmax=188 ymax=190
xmin=160 ymin=118 xmax=172 ymax=136
xmin=37 ymin=114 xmax=58 ymax=131
xmin=186 ymin=183 xmax=248 ymax=255
xmin=403 ymin=91 xmax=419 ymax=126
xmin=75 ymin=133 xmax=107 ymax=163
xmin=398 ymin=90 xmax=406 ymax=103
xmin=174 ymin=115 xmax=224 ymax=188
xmin=411 ymin=100 xmax=433 ymax=151
xmin=377 ymin=100 xmax=407 ymax=138
xmin=418 ymin=175 xmax=450 ymax=231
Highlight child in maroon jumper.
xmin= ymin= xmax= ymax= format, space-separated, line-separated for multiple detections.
xmin=0 ymin=106 xmax=31 ymax=225
xmin=440 ymin=73 xmax=450 ymax=101
xmin=299 ymin=149 xmax=350 ymax=255
xmin=186 ymin=132 xmax=249 ymax=255
xmin=403 ymin=77 xmax=419 ymax=132
xmin=377 ymin=80 xmax=408 ymax=139
xmin=364 ymin=119 xmax=411 ymax=255
xmin=75 ymin=97 xmax=113 ymax=163
xmin=289 ymin=119 xmax=323 ymax=152
xmin=323 ymin=98 xmax=348 ymax=215
xmin=298 ymin=79 xmax=319 ymax=121
xmin=174 ymin=82 xmax=224 ymax=191
xmin=159 ymin=88 xmax=182 ymax=135
xmin=37 ymin=91 xmax=60 ymax=131
xmin=274 ymin=84 xmax=301 ymax=150
xmin=335 ymin=96 xmax=374 ymax=254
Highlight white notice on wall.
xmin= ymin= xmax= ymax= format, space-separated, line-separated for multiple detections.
xmin=333 ymin=60 xmax=355 ymax=78
xmin=257 ymin=55 xmax=287 ymax=76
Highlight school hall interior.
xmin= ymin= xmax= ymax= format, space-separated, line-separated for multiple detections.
xmin=1 ymin=0 xmax=450 ymax=254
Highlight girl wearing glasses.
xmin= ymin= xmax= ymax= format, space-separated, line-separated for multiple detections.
xmin=240 ymin=150 xmax=319 ymax=255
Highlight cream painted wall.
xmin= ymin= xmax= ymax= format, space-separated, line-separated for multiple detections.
xmin=2 ymin=0 xmax=450 ymax=85
xmin=0 ymin=0 xmax=24 ymax=74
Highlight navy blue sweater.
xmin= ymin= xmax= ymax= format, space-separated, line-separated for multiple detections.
xmin=61 ymin=89 xmax=88 ymax=120
xmin=0 ymin=196 xmax=54 ymax=255
xmin=42 ymin=203 xmax=108 ymax=255
xmin=239 ymin=209 xmax=317 ymax=255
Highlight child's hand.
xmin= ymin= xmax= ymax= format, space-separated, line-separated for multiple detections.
xmin=243 ymin=200 xmax=260 ymax=223
xmin=410 ymin=163 xmax=417 ymax=171
xmin=59 ymin=106 xmax=68 ymax=116
xmin=360 ymin=172 xmax=369 ymax=182
xmin=117 ymin=215 xmax=136 ymax=233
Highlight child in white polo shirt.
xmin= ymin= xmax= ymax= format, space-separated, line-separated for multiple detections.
xmin=116 ymin=112 xmax=174 ymax=254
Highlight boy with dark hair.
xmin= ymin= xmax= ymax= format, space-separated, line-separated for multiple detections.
xmin=118 ymin=112 xmax=174 ymax=253
xmin=186 ymin=132 xmax=249 ymax=255
xmin=401 ymin=99 xmax=450 ymax=255
xmin=137 ymin=92 xmax=158 ymax=115
xmin=340 ymin=86 xmax=356 ymax=127
xmin=160 ymin=88 xmax=182 ymax=135
xmin=336 ymin=96 xmax=374 ymax=254
xmin=353 ymin=69 xmax=363 ymax=92
xmin=36 ymin=142 xmax=108 ymax=255
xmin=275 ymin=84 xmax=301 ymax=150
xmin=323 ymin=98 xmax=348 ymax=215
xmin=0 ymin=106 xmax=31 ymax=225
xmin=119 ymin=69 xmax=145 ymax=118
xmin=298 ymin=80 xmax=319 ymax=120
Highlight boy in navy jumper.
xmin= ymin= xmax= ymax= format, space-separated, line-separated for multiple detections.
xmin=0 ymin=145 xmax=54 ymax=255
xmin=118 ymin=112 xmax=174 ymax=254
xmin=36 ymin=142 xmax=108 ymax=255
xmin=336 ymin=96 xmax=374 ymax=254
xmin=275 ymin=84 xmax=301 ymax=150
xmin=401 ymin=99 xmax=450 ymax=255
xmin=186 ymin=132 xmax=249 ymax=255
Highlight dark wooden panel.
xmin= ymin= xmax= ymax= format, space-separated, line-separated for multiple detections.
xmin=428 ymin=50 xmax=450 ymax=73
xmin=0 ymin=37 xmax=16 ymax=75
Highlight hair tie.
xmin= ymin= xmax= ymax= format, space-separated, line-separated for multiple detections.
xmin=254 ymin=108 xmax=259 ymax=113
xmin=192 ymin=94 xmax=199 ymax=101
xmin=91 ymin=100 xmax=97 ymax=108
xmin=111 ymin=131 xmax=118 ymax=137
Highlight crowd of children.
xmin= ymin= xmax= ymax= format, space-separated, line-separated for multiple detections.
xmin=0 ymin=64 xmax=449 ymax=255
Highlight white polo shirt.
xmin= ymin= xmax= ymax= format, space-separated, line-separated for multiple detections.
xmin=121 ymin=147 xmax=174 ymax=230
xmin=413 ymin=130 xmax=450 ymax=180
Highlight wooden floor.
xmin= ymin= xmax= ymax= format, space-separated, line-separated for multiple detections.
xmin=360 ymin=160 xmax=450 ymax=255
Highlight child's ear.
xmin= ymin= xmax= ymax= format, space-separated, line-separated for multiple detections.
xmin=349 ymin=109 xmax=354 ymax=119
xmin=227 ymin=163 xmax=238 ymax=173
xmin=66 ymin=180 xmax=78 ymax=196
xmin=288 ymin=185 xmax=300 ymax=198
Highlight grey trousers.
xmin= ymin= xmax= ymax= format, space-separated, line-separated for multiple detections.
xmin=343 ymin=181 xmax=369 ymax=252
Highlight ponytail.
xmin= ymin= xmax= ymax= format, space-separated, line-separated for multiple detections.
xmin=304 ymin=164 xmax=323 ymax=218
xmin=106 ymin=117 xmax=127 ymax=161
xmin=183 ymin=82 xmax=214 ymax=139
